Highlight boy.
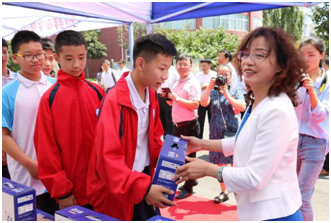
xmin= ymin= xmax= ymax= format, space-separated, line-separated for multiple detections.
xmin=2 ymin=38 xmax=16 ymax=87
xmin=34 ymin=30 xmax=105 ymax=210
xmin=2 ymin=30 xmax=56 ymax=213
xmin=41 ymin=38 xmax=56 ymax=77
xmin=87 ymin=34 xmax=177 ymax=221
xmin=2 ymin=38 xmax=16 ymax=180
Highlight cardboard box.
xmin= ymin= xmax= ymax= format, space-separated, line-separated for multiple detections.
xmin=147 ymin=215 xmax=175 ymax=221
xmin=55 ymin=205 xmax=120 ymax=221
xmin=2 ymin=177 xmax=36 ymax=221
xmin=37 ymin=209 xmax=54 ymax=221
xmin=152 ymin=134 xmax=187 ymax=202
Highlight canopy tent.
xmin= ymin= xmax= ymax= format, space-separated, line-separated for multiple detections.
xmin=2 ymin=2 xmax=322 ymax=68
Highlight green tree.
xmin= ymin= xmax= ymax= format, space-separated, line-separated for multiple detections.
xmin=117 ymin=23 xmax=239 ymax=68
xmin=263 ymin=6 xmax=304 ymax=42
xmin=81 ymin=30 xmax=107 ymax=77
xmin=155 ymin=26 xmax=239 ymax=68
xmin=81 ymin=30 xmax=107 ymax=59
xmin=6 ymin=41 xmax=20 ymax=72
xmin=311 ymin=2 xmax=329 ymax=55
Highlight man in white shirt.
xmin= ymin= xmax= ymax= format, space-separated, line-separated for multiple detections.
xmin=117 ymin=59 xmax=130 ymax=77
xmin=100 ymin=59 xmax=119 ymax=93
xmin=195 ymin=59 xmax=217 ymax=139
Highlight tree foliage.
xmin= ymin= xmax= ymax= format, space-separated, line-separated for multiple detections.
xmin=81 ymin=30 xmax=107 ymax=59
xmin=155 ymin=26 xmax=239 ymax=67
xmin=117 ymin=23 xmax=240 ymax=67
xmin=263 ymin=6 xmax=304 ymax=42
xmin=6 ymin=41 xmax=20 ymax=72
xmin=311 ymin=2 xmax=329 ymax=55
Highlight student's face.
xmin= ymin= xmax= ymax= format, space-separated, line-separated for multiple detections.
xmin=42 ymin=49 xmax=55 ymax=75
xmin=12 ymin=41 xmax=44 ymax=76
xmin=2 ymin=46 xmax=9 ymax=69
xmin=55 ymin=45 xmax=87 ymax=77
xmin=138 ymin=54 xmax=172 ymax=91
xmin=200 ymin=62 xmax=211 ymax=73
xmin=217 ymin=52 xmax=229 ymax=65
xmin=119 ymin=62 xmax=125 ymax=69
xmin=240 ymin=36 xmax=281 ymax=89
xmin=102 ymin=62 xmax=110 ymax=71
xmin=176 ymin=58 xmax=192 ymax=78
xmin=299 ymin=44 xmax=325 ymax=73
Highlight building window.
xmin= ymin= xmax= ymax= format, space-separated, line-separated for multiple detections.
xmin=125 ymin=49 xmax=130 ymax=63
xmin=158 ymin=19 xmax=196 ymax=30
xmin=203 ymin=14 xmax=248 ymax=31
xmin=253 ymin=17 xmax=263 ymax=29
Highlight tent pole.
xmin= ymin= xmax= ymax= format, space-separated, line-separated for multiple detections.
xmin=129 ymin=22 xmax=134 ymax=69
xmin=147 ymin=23 xmax=152 ymax=34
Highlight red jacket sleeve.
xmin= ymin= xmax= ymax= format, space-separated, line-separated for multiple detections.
xmin=96 ymin=97 xmax=151 ymax=205
xmin=34 ymin=93 xmax=73 ymax=199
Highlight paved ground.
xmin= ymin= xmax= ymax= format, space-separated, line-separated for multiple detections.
xmin=176 ymin=118 xmax=329 ymax=221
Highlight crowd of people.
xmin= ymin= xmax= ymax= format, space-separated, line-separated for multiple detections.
xmin=1 ymin=25 xmax=329 ymax=221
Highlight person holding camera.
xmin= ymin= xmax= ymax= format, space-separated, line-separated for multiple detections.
xmin=200 ymin=64 xmax=245 ymax=204
xmin=173 ymin=27 xmax=306 ymax=221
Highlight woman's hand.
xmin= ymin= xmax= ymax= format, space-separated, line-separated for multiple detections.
xmin=208 ymin=77 xmax=216 ymax=90
xmin=181 ymin=135 xmax=202 ymax=155
xmin=173 ymin=157 xmax=212 ymax=184
xmin=301 ymin=76 xmax=315 ymax=95
xmin=219 ymin=84 xmax=229 ymax=98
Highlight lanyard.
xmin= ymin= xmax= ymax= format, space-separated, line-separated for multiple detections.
xmin=235 ymin=105 xmax=251 ymax=141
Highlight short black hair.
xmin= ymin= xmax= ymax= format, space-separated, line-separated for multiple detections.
xmin=220 ymin=49 xmax=232 ymax=61
xmin=176 ymin=55 xmax=192 ymax=65
xmin=324 ymin=55 xmax=329 ymax=66
xmin=200 ymin=59 xmax=212 ymax=64
xmin=2 ymin=38 xmax=8 ymax=49
xmin=133 ymin=33 xmax=177 ymax=67
xmin=42 ymin=38 xmax=55 ymax=52
xmin=11 ymin=30 xmax=41 ymax=54
xmin=55 ymin=30 xmax=87 ymax=54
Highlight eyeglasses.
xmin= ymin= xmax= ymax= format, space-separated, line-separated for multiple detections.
xmin=15 ymin=53 xmax=46 ymax=62
xmin=237 ymin=51 xmax=271 ymax=61
xmin=176 ymin=64 xmax=190 ymax=68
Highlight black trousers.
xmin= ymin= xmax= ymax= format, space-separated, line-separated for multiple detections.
xmin=36 ymin=192 xmax=59 ymax=215
xmin=157 ymin=94 xmax=174 ymax=136
xmin=197 ymin=104 xmax=211 ymax=139
xmin=2 ymin=164 xmax=11 ymax=179
xmin=173 ymin=119 xmax=200 ymax=192
xmin=132 ymin=166 xmax=160 ymax=221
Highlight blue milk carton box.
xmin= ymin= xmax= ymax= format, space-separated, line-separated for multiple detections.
xmin=2 ymin=177 xmax=37 ymax=221
xmin=37 ymin=209 xmax=54 ymax=221
xmin=55 ymin=205 xmax=120 ymax=221
xmin=152 ymin=134 xmax=187 ymax=202
xmin=147 ymin=215 xmax=175 ymax=221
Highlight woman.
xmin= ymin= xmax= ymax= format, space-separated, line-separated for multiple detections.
xmin=296 ymin=36 xmax=329 ymax=221
xmin=173 ymin=27 xmax=306 ymax=221
xmin=200 ymin=64 xmax=245 ymax=203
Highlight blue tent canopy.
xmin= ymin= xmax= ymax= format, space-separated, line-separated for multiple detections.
xmin=151 ymin=2 xmax=321 ymax=23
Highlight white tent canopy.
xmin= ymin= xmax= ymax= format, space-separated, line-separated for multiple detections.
xmin=2 ymin=2 xmax=322 ymax=68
